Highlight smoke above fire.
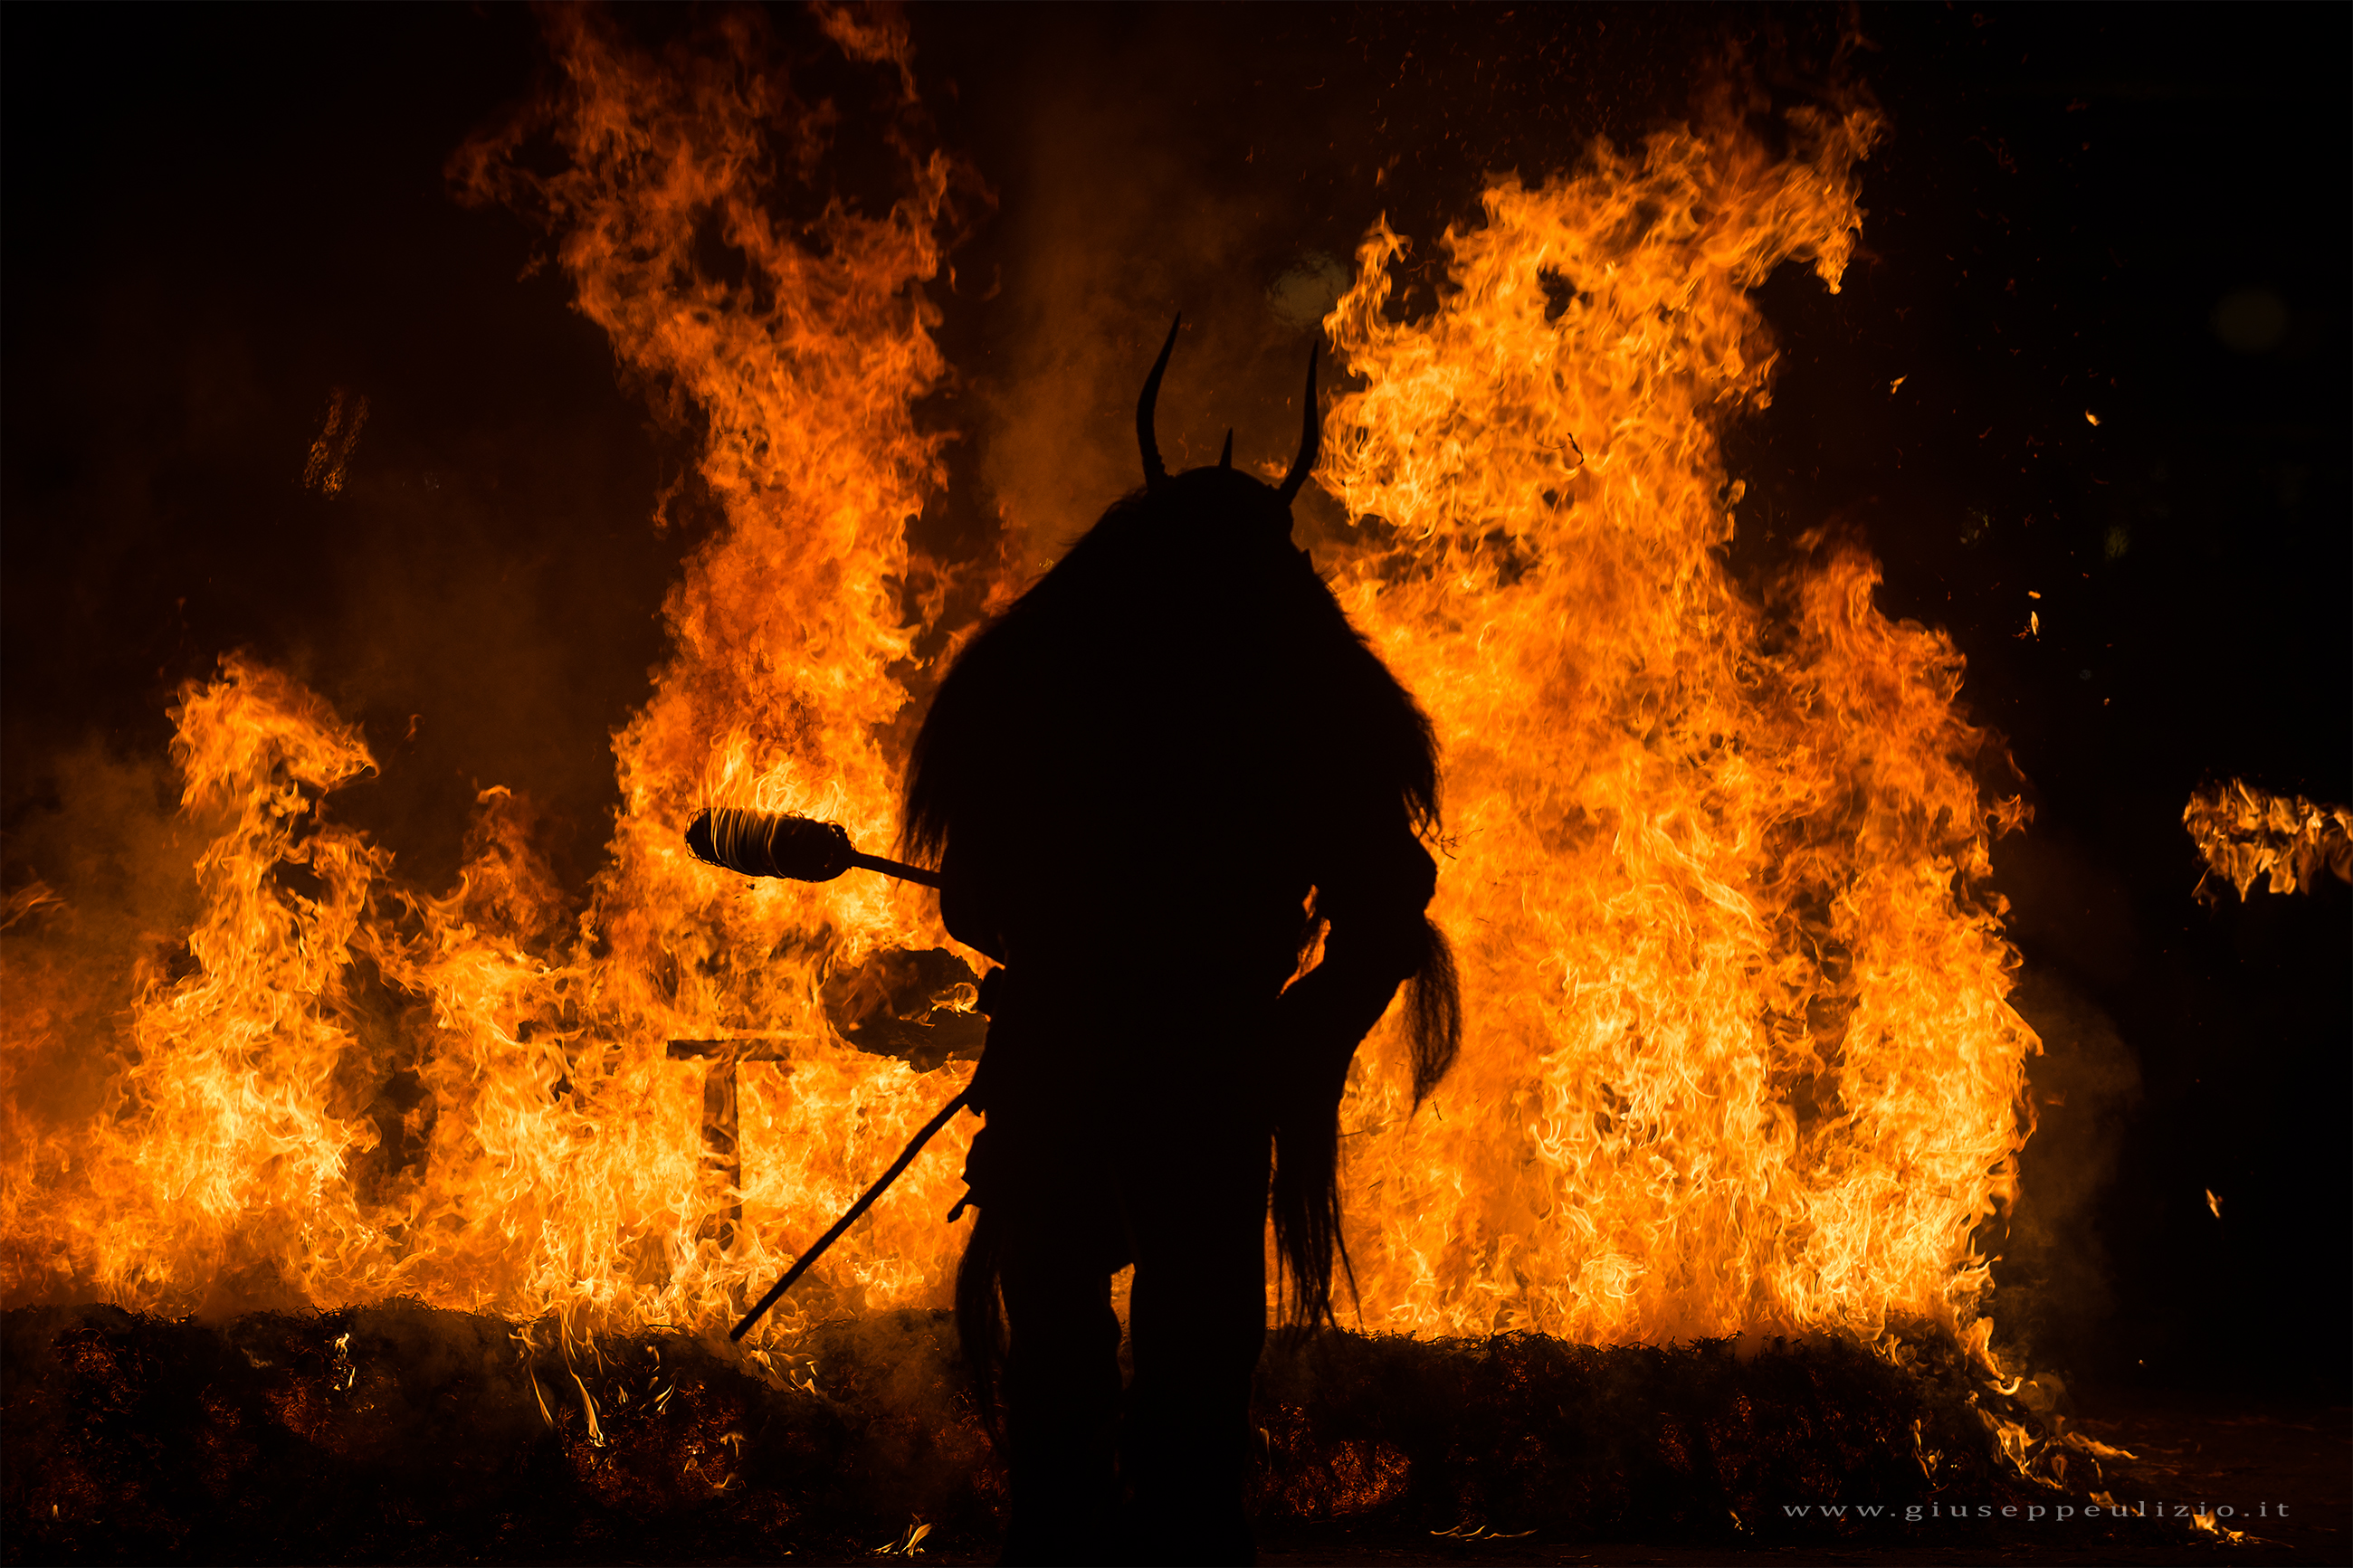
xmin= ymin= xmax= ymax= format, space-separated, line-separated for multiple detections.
xmin=1 ymin=10 xmax=2036 ymax=1366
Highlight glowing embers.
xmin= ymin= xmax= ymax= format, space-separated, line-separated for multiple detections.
xmin=5 ymin=1303 xmax=2180 ymax=1559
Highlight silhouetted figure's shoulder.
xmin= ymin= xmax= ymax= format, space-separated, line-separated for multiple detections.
xmin=911 ymin=473 xmax=1434 ymax=979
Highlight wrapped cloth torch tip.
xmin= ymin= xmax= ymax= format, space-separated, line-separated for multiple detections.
xmin=685 ymin=807 xmax=942 ymax=889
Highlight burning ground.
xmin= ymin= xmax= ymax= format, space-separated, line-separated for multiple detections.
xmin=2 ymin=1297 xmax=2169 ymax=1563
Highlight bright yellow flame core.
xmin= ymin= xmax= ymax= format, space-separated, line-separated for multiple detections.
xmin=0 ymin=36 xmax=2036 ymax=1353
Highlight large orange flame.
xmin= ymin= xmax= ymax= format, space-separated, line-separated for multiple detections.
xmin=1 ymin=24 xmax=2035 ymax=1366
xmin=1313 ymin=106 xmax=2036 ymax=1345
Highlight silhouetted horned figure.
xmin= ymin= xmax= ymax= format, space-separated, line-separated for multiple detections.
xmin=905 ymin=316 xmax=1460 ymax=1566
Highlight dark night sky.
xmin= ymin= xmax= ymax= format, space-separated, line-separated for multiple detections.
xmin=4 ymin=5 xmax=2345 ymax=1397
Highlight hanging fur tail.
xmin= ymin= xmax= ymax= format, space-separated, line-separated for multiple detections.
xmin=1270 ymin=914 xmax=1460 ymax=1334
xmin=954 ymin=1206 xmax=1010 ymax=1440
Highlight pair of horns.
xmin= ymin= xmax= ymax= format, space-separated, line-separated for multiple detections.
xmin=1136 ymin=314 xmax=1319 ymax=504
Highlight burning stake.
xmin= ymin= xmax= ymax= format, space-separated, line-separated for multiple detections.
xmin=663 ymin=1037 xmax=792 ymax=1253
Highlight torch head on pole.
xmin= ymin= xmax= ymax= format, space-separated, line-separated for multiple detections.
xmin=685 ymin=808 xmax=858 ymax=882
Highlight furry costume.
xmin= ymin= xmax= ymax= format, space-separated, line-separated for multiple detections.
xmin=904 ymin=323 xmax=1456 ymax=1564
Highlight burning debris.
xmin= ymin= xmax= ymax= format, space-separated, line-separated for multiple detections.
xmin=2184 ymin=779 xmax=2353 ymax=901
xmin=3 ymin=1301 xmax=2189 ymax=1563
xmin=300 ymin=387 xmax=369 ymax=498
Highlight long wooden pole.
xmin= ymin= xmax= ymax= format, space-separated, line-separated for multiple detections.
xmin=729 ymin=1087 xmax=973 ymax=1342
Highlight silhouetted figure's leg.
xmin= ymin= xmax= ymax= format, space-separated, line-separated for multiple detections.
xmin=1118 ymin=1092 xmax=1270 ymax=1566
xmin=993 ymin=1164 xmax=1125 ymax=1564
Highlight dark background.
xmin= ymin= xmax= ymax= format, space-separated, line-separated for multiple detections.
xmin=5 ymin=4 xmax=2344 ymax=1402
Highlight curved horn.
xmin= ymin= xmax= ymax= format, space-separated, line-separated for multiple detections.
xmin=1275 ymin=344 xmax=1319 ymax=505
xmin=1137 ymin=313 xmax=1181 ymax=490
xmin=1218 ymin=429 xmax=1234 ymax=469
